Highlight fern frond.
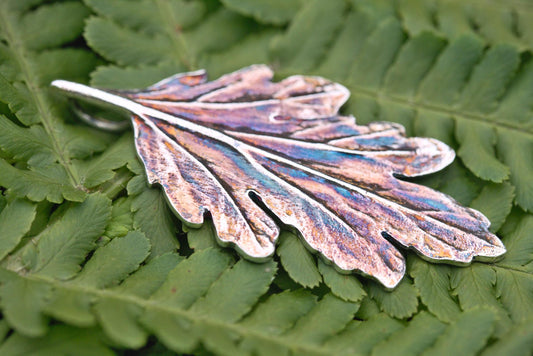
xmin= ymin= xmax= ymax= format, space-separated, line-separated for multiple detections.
xmin=131 ymin=186 xmax=179 ymax=257
xmin=470 ymin=182 xmax=515 ymax=232
xmin=482 ymin=318 xmax=533 ymax=356
xmin=0 ymin=325 xmax=114 ymax=355
xmin=422 ymin=307 xmax=497 ymax=356
xmin=0 ymin=193 xmax=110 ymax=337
xmin=0 ymin=199 xmax=36 ymax=261
xmin=85 ymin=0 xmax=206 ymax=34
xmin=493 ymin=214 xmax=533 ymax=323
xmin=0 ymin=114 xmax=54 ymax=165
xmin=84 ymin=0 xmax=254 ymax=87
xmin=270 ymin=0 xmax=347 ymax=71
xmin=277 ymin=231 xmax=322 ymax=289
xmin=199 ymin=29 xmax=280 ymax=78
xmin=103 ymin=196 xmax=134 ymax=239
xmin=323 ymin=313 xmax=403 ymax=355
xmin=451 ymin=264 xmax=512 ymax=336
xmin=371 ymin=312 xmax=446 ymax=356
xmin=0 ymin=244 xmax=368 ymax=355
xmin=410 ymin=258 xmax=460 ymax=323
xmin=27 ymin=193 xmax=111 ymax=279
xmin=219 ymin=0 xmax=302 ymax=25
xmin=317 ymin=259 xmax=366 ymax=303
xmin=380 ymin=0 xmax=533 ymax=52
xmin=76 ymin=134 xmax=137 ymax=189
xmin=444 ymin=213 xmax=533 ymax=335
xmin=367 ymin=278 xmax=419 ymax=319
xmin=0 ymin=159 xmax=87 ymax=203
xmin=0 ymin=1 xmax=117 ymax=203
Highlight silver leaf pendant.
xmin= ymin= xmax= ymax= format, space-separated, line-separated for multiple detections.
xmin=52 ymin=65 xmax=505 ymax=288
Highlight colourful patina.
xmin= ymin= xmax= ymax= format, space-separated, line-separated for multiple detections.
xmin=51 ymin=65 xmax=505 ymax=288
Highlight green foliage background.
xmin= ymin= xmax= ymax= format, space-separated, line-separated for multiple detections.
xmin=0 ymin=0 xmax=532 ymax=354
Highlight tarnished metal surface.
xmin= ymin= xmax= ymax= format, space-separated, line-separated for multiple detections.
xmin=51 ymin=65 xmax=506 ymax=288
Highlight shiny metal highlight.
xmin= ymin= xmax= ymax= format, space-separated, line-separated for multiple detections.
xmin=51 ymin=65 xmax=505 ymax=289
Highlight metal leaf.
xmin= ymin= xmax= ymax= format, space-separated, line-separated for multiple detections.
xmin=52 ymin=65 xmax=505 ymax=288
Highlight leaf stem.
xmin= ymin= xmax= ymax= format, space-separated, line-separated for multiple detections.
xmin=155 ymin=0 xmax=196 ymax=70
xmin=7 ymin=270 xmax=338 ymax=355
xmin=347 ymin=84 xmax=532 ymax=135
xmin=0 ymin=8 xmax=81 ymax=187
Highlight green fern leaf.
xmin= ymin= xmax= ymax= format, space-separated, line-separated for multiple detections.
xmin=131 ymin=186 xmax=179 ymax=256
xmin=238 ymin=290 xmax=316 ymax=355
xmin=19 ymin=2 xmax=89 ymax=51
xmin=0 ymin=159 xmax=86 ymax=203
xmin=388 ymin=0 xmax=533 ymax=51
xmin=147 ymin=248 xmax=233 ymax=310
xmin=94 ymin=253 xmax=182 ymax=348
xmin=239 ymin=289 xmax=316 ymax=335
xmin=84 ymin=1 xmax=253 ymax=85
xmin=73 ymin=231 xmax=150 ymax=288
xmin=103 ymin=196 xmax=134 ymax=239
xmin=367 ymin=278 xmax=419 ymax=319
xmin=493 ymin=214 xmax=533 ymax=324
xmin=0 ymin=115 xmax=54 ymax=166
xmin=455 ymin=121 xmax=510 ymax=182
xmin=451 ymin=264 xmax=512 ymax=336
xmin=185 ymin=220 xmax=219 ymax=251
xmin=323 ymin=313 xmax=403 ymax=355
xmin=77 ymin=134 xmax=137 ymax=189
xmin=482 ymin=318 xmax=533 ymax=356
xmin=283 ymin=293 xmax=359 ymax=346
xmin=184 ymin=9 xmax=256 ymax=58
xmin=470 ymin=182 xmax=515 ymax=232
xmin=0 ymin=325 xmax=113 ymax=356
xmin=372 ymin=311 xmax=446 ymax=356
xmin=31 ymin=193 xmax=112 ymax=279
xmin=497 ymin=131 xmax=533 ymax=211
xmin=497 ymin=213 xmax=533 ymax=269
xmin=188 ymin=258 xmax=277 ymax=323
xmin=317 ymin=259 xmax=366 ymax=303
xmin=422 ymin=307 xmax=497 ymax=356
xmin=85 ymin=0 xmax=206 ymax=34
xmin=315 ymin=9 xmax=379 ymax=80
xmin=0 ymin=0 xmax=110 ymax=203
xmin=410 ymin=258 xmax=460 ymax=323
xmin=0 ymin=199 xmax=36 ymax=260
xmin=85 ymin=16 xmax=172 ymax=67
xmin=199 ymin=29 xmax=280 ymax=78
xmin=0 ymin=74 xmax=39 ymax=126
xmin=277 ymin=231 xmax=322 ymax=289
xmin=90 ymin=61 xmax=181 ymax=90
xmin=0 ymin=270 xmax=51 ymax=337
xmin=495 ymin=268 xmax=533 ymax=325
xmin=219 ymin=0 xmax=302 ymax=25
xmin=270 ymin=0 xmax=347 ymax=71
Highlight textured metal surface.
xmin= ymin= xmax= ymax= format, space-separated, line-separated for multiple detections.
xmin=51 ymin=65 xmax=506 ymax=288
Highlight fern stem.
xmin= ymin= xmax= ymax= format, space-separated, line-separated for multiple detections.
xmin=0 ymin=9 xmax=81 ymax=187
xmin=348 ymin=84 xmax=532 ymax=135
xmin=156 ymin=0 xmax=196 ymax=70
xmin=7 ymin=270 xmax=337 ymax=355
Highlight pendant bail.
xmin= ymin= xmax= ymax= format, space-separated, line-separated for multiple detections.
xmin=69 ymin=100 xmax=130 ymax=132
xmin=51 ymin=79 xmax=132 ymax=132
